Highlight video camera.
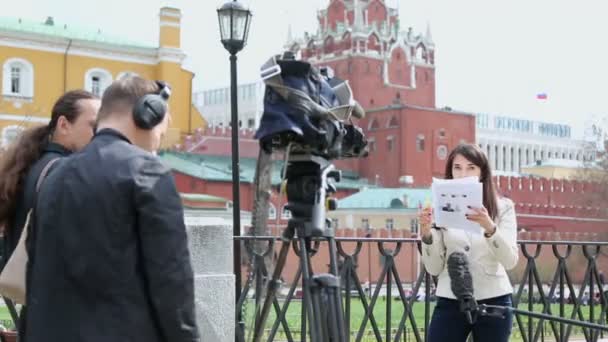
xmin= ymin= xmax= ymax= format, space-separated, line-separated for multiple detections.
xmin=254 ymin=52 xmax=368 ymax=237
xmin=255 ymin=51 xmax=367 ymax=160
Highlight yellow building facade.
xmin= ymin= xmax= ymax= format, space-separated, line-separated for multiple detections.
xmin=0 ymin=7 xmax=206 ymax=148
xmin=521 ymin=159 xmax=606 ymax=180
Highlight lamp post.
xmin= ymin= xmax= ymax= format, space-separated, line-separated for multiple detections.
xmin=366 ymin=231 xmax=372 ymax=297
xmin=217 ymin=0 xmax=252 ymax=312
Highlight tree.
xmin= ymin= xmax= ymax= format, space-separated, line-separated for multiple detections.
xmin=575 ymin=116 xmax=608 ymax=218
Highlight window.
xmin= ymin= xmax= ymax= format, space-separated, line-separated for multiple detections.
xmin=269 ymin=204 xmax=277 ymax=220
xmin=416 ymin=134 xmax=425 ymax=152
xmin=368 ymin=118 xmax=379 ymax=130
xmin=10 ymin=67 xmax=20 ymax=93
xmin=84 ymin=68 xmax=112 ymax=97
xmin=1 ymin=125 xmax=24 ymax=148
xmin=410 ymin=218 xmax=418 ymax=234
xmin=2 ymin=58 xmax=34 ymax=98
xmin=361 ymin=218 xmax=370 ymax=230
xmin=386 ymin=218 xmax=394 ymax=230
xmin=247 ymin=118 xmax=255 ymax=128
xmin=387 ymin=136 xmax=394 ymax=152
xmin=281 ymin=205 xmax=291 ymax=219
xmin=368 ymin=138 xmax=376 ymax=152
xmin=91 ymin=76 xmax=101 ymax=97
xmin=388 ymin=116 xmax=398 ymax=128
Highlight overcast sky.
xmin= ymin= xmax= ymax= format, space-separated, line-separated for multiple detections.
xmin=4 ymin=0 xmax=607 ymax=139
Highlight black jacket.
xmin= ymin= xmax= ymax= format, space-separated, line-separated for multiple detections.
xmin=3 ymin=143 xmax=71 ymax=262
xmin=25 ymin=129 xmax=200 ymax=342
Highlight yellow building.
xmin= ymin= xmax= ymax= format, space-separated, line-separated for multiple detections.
xmin=521 ymin=158 xmax=606 ymax=180
xmin=0 ymin=7 xmax=206 ymax=148
xmin=327 ymin=187 xmax=431 ymax=232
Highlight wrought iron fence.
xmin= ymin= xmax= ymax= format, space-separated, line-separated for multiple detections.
xmin=236 ymin=236 xmax=608 ymax=342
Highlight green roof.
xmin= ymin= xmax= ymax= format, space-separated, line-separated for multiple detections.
xmin=159 ymin=151 xmax=371 ymax=190
xmin=180 ymin=193 xmax=230 ymax=203
xmin=338 ymin=188 xmax=432 ymax=209
xmin=0 ymin=16 xmax=155 ymax=49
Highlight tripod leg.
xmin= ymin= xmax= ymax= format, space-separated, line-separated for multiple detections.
xmin=299 ymin=236 xmax=323 ymax=342
xmin=327 ymin=237 xmax=347 ymax=341
xmin=252 ymin=229 xmax=293 ymax=342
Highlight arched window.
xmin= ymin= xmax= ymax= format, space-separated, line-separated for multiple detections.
xmin=388 ymin=116 xmax=398 ymax=128
xmin=2 ymin=58 xmax=34 ymax=98
xmin=416 ymin=134 xmax=425 ymax=152
xmin=84 ymin=68 xmax=113 ymax=97
xmin=416 ymin=46 xmax=426 ymax=62
xmin=368 ymin=137 xmax=376 ymax=152
xmin=387 ymin=135 xmax=395 ymax=152
xmin=368 ymin=118 xmax=379 ymax=130
xmin=1 ymin=125 xmax=25 ymax=148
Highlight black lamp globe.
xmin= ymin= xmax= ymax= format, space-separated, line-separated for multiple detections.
xmin=217 ymin=0 xmax=252 ymax=55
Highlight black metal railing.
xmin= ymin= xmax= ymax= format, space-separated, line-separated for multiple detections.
xmin=236 ymin=236 xmax=608 ymax=342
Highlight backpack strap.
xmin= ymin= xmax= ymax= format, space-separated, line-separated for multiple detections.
xmin=35 ymin=157 xmax=61 ymax=193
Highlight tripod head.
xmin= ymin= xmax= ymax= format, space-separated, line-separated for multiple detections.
xmin=284 ymin=154 xmax=341 ymax=238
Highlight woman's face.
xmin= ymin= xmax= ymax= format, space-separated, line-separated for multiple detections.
xmin=452 ymin=154 xmax=481 ymax=180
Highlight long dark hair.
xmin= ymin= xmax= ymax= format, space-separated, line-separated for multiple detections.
xmin=444 ymin=143 xmax=499 ymax=220
xmin=0 ymin=90 xmax=97 ymax=230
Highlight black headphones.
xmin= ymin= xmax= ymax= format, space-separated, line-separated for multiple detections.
xmin=132 ymin=80 xmax=171 ymax=130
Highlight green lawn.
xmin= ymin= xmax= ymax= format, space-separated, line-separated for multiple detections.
xmin=242 ymin=298 xmax=604 ymax=341
xmin=0 ymin=306 xmax=14 ymax=329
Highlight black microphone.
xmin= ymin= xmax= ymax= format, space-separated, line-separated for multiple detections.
xmin=447 ymin=251 xmax=478 ymax=324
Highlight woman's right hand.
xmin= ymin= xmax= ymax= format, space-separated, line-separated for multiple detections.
xmin=418 ymin=206 xmax=433 ymax=239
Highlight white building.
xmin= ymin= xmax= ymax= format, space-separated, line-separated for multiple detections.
xmin=194 ymin=81 xmax=264 ymax=129
xmin=194 ymin=84 xmax=595 ymax=177
xmin=475 ymin=113 xmax=595 ymax=175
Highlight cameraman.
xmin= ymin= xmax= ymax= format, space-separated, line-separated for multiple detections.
xmin=25 ymin=76 xmax=200 ymax=342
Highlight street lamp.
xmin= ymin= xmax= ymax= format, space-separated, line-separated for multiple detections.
xmin=217 ymin=0 xmax=252 ymax=310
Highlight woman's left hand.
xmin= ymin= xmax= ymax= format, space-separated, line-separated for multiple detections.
xmin=466 ymin=206 xmax=495 ymax=234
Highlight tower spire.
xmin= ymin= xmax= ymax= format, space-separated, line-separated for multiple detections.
xmin=353 ymin=0 xmax=364 ymax=31
xmin=425 ymin=21 xmax=433 ymax=44
xmin=286 ymin=23 xmax=294 ymax=44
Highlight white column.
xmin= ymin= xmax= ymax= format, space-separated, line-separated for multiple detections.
xmin=514 ymin=146 xmax=521 ymax=173
xmin=523 ymin=145 xmax=530 ymax=167
xmin=488 ymin=143 xmax=496 ymax=170
xmin=505 ymin=145 xmax=512 ymax=172
xmin=497 ymin=144 xmax=505 ymax=171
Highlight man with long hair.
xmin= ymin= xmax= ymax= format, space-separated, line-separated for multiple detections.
xmin=0 ymin=90 xmax=99 ymax=253
xmin=0 ymin=89 xmax=99 ymax=336
xmin=25 ymin=76 xmax=200 ymax=342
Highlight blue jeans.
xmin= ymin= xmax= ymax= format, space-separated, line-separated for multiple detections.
xmin=427 ymin=294 xmax=513 ymax=342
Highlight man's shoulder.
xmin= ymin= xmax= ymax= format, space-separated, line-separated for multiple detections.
xmin=91 ymin=139 xmax=169 ymax=173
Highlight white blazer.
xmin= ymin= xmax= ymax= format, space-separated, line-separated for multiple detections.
xmin=421 ymin=197 xmax=519 ymax=300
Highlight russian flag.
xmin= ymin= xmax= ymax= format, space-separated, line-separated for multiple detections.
xmin=536 ymin=93 xmax=548 ymax=100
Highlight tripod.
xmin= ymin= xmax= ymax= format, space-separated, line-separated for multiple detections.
xmin=252 ymin=155 xmax=347 ymax=342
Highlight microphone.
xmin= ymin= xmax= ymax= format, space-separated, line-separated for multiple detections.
xmin=447 ymin=252 xmax=478 ymax=324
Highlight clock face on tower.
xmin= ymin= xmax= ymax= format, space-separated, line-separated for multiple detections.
xmin=437 ymin=145 xmax=448 ymax=160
